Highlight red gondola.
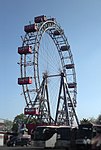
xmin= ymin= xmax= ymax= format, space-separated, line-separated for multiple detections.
xmin=34 ymin=15 xmax=47 ymax=23
xmin=53 ymin=30 xmax=63 ymax=36
xmin=60 ymin=45 xmax=70 ymax=51
xmin=24 ymin=24 xmax=38 ymax=33
xmin=53 ymin=30 xmax=61 ymax=36
xmin=18 ymin=77 xmax=32 ymax=85
xmin=18 ymin=46 xmax=32 ymax=54
xmin=65 ymin=64 xmax=74 ymax=69
xmin=68 ymin=83 xmax=76 ymax=88
xmin=24 ymin=108 xmax=39 ymax=115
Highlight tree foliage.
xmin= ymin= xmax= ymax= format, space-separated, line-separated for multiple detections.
xmin=12 ymin=113 xmax=37 ymax=132
xmin=96 ymin=114 xmax=101 ymax=124
xmin=80 ymin=118 xmax=91 ymax=124
xmin=4 ymin=120 xmax=13 ymax=131
xmin=12 ymin=113 xmax=27 ymax=132
xmin=13 ymin=113 xmax=27 ymax=124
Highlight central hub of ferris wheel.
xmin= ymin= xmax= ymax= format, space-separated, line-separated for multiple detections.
xmin=18 ymin=15 xmax=79 ymax=127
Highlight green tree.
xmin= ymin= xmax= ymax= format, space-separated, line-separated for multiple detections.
xmin=80 ymin=118 xmax=91 ymax=124
xmin=4 ymin=119 xmax=13 ymax=131
xmin=13 ymin=113 xmax=27 ymax=124
xmin=89 ymin=117 xmax=96 ymax=124
xmin=12 ymin=113 xmax=37 ymax=132
xmin=96 ymin=114 xmax=101 ymax=124
xmin=12 ymin=113 xmax=27 ymax=132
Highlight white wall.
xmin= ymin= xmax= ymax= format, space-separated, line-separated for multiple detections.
xmin=0 ymin=134 xmax=4 ymax=146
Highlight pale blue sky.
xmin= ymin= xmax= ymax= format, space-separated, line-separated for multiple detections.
xmin=0 ymin=0 xmax=101 ymax=121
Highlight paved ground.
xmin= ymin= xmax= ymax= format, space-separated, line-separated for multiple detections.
xmin=0 ymin=147 xmax=66 ymax=150
xmin=0 ymin=147 xmax=65 ymax=150
xmin=0 ymin=146 xmax=66 ymax=150
xmin=0 ymin=147 xmax=40 ymax=150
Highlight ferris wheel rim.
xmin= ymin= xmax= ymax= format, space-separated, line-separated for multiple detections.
xmin=19 ymin=16 xmax=77 ymax=110
xmin=33 ymin=19 xmax=77 ymax=97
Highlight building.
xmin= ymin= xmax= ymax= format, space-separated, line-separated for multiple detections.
xmin=0 ymin=119 xmax=5 ymax=146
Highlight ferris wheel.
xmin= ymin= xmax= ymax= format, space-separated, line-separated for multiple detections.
xmin=18 ymin=15 xmax=79 ymax=126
